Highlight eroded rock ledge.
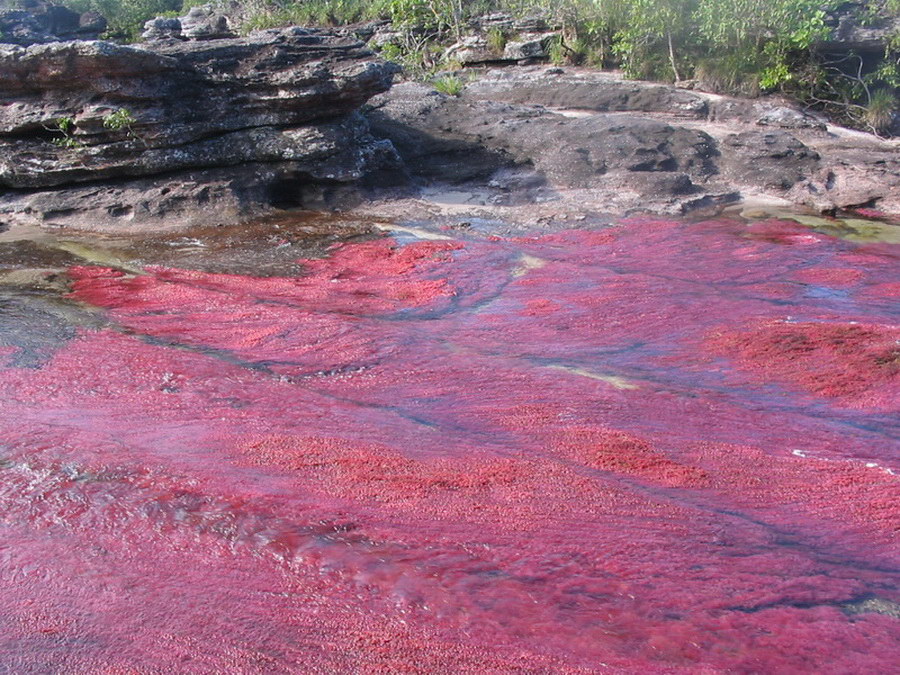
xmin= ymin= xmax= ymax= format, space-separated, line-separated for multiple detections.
xmin=365 ymin=68 xmax=900 ymax=218
xmin=0 ymin=27 xmax=398 ymax=229
xmin=1 ymin=30 xmax=898 ymax=232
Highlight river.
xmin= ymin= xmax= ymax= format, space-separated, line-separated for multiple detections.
xmin=0 ymin=208 xmax=897 ymax=671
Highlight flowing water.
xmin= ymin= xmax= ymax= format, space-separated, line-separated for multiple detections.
xmin=0 ymin=208 xmax=897 ymax=672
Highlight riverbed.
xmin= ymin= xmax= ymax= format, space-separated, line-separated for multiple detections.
xmin=0 ymin=208 xmax=897 ymax=671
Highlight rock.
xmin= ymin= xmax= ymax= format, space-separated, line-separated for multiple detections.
xmin=368 ymin=27 xmax=404 ymax=48
xmin=720 ymin=130 xmax=820 ymax=190
xmin=368 ymin=73 xmax=900 ymax=217
xmin=0 ymin=28 xmax=399 ymax=228
xmin=443 ymin=36 xmax=498 ymax=65
xmin=466 ymin=68 xmax=710 ymax=118
xmin=820 ymin=2 xmax=900 ymax=52
xmin=367 ymin=82 xmax=717 ymax=203
xmin=443 ymin=27 xmax=560 ymax=66
xmin=503 ymin=32 xmax=557 ymax=61
xmin=179 ymin=4 xmax=234 ymax=40
xmin=142 ymin=4 xmax=234 ymax=43
xmin=469 ymin=12 xmax=550 ymax=33
xmin=0 ymin=0 xmax=106 ymax=45
xmin=350 ymin=20 xmax=390 ymax=42
xmin=142 ymin=17 xmax=182 ymax=42
xmin=77 ymin=11 xmax=106 ymax=36
xmin=756 ymin=106 xmax=827 ymax=131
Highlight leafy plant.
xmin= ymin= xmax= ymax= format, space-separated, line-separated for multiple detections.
xmin=103 ymin=107 xmax=146 ymax=145
xmin=48 ymin=116 xmax=84 ymax=149
xmin=103 ymin=108 xmax=136 ymax=131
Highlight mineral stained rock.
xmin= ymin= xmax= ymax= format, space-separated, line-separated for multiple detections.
xmin=0 ymin=27 xmax=399 ymax=228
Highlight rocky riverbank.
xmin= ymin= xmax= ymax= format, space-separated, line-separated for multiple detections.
xmin=362 ymin=67 xmax=900 ymax=221
xmin=0 ymin=24 xmax=398 ymax=229
xmin=0 ymin=9 xmax=898 ymax=231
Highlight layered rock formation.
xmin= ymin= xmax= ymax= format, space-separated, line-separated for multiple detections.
xmin=1 ymin=9 xmax=897 ymax=232
xmin=0 ymin=0 xmax=106 ymax=46
xmin=367 ymin=68 xmax=900 ymax=216
xmin=0 ymin=27 xmax=398 ymax=229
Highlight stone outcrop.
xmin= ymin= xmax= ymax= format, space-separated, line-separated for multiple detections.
xmin=367 ymin=81 xmax=722 ymax=213
xmin=0 ymin=27 xmax=399 ymax=228
xmin=464 ymin=68 xmax=712 ymax=118
xmin=820 ymin=2 xmax=900 ymax=53
xmin=141 ymin=4 xmax=235 ymax=42
xmin=367 ymin=68 xmax=900 ymax=215
xmin=0 ymin=0 xmax=105 ymax=45
xmin=441 ymin=30 xmax=560 ymax=66
xmin=468 ymin=11 xmax=550 ymax=34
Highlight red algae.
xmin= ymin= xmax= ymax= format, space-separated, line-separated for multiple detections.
xmin=0 ymin=213 xmax=898 ymax=672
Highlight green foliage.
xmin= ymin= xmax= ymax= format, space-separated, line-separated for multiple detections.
xmin=866 ymin=88 xmax=896 ymax=133
xmin=696 ymin=0 xmax=832 ymax=52
xmin=65 ymin=0 xmax=181 ymax=40
xmin=103 ymin=108 xmax=136 ymax=131
xmin=486 ymin=27 xmax=506 ymax=54
xmin=384 ymin=0 xmax=466 ymax=39
xmin=613 ymin=0 xmax=696 ymax=81
xmin=103 ymin=107 xmax=145 ymax=144
xmin=547 ymin=34 xmax=588 ymax=66
xmin=694 ymin=0 xmax=835 ymax=91
xmin=547 ymin=35 xmax=566 ymax=66
xmin=432 ymin=73 xmax=464 ymax=95
xmin=694 ymin=52 xmax=763 ymax=97
xmin=48 ymin=116 xmax=84 ymax=149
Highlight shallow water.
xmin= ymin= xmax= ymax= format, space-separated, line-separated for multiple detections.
xmin=0 ymin=209 xmax=898 ymax=672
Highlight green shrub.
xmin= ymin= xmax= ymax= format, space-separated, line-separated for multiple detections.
xmin=65 ymin=0 xmax=181 ymax=40
xmin=866 ymin=88 xmax=897 ymax=133
xmin=432 ymin=73 xmax=465 ymax=96
xmin=694 ymin=54 xmax=763 ymax=97
xmin=486 ymin=27 xmax=507 ymax=54
xmin=49 ymin=116 xmax=83 ymax=149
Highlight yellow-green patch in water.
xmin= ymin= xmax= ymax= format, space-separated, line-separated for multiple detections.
xmin=545 ymin=364 xmax=639 ymax=390
xmin=512 ymin=254 xmax=547 ymax=278
xmin=0 ymin=268 xmax=69 ymax=292
xmin=52 ymin=241 xmax=144 ymax=274
xmin=741 ymin=208 xmax=900 ymax=244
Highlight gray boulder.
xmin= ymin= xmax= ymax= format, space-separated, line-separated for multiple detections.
xmin=719 ymin=130 xmax=820 ymax=190
xmin=503 ymin=32 xmax=557 ymax=61
xmin=756 ymin=106 xmax=827 ymax=131
xmin=466 ymin=68 xmax=710 ymax=118
xmin=142 ymin=17 xmax=182 ymax=42
xmin=367 ymin=82 xmax=717 ymax=194
xmin=443 ymin=36 xmax=498 ymax=65
xmin=179 ymin=4 xmax=233 ymax=40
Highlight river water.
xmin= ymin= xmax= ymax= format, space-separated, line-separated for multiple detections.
xmin=0 ymin=208 xmax=897 ymax=672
